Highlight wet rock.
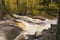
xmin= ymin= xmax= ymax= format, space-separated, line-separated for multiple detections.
xmin=0 ymin=23 xmax=21 ymax=40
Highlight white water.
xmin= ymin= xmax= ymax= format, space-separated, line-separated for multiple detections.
xmin=13 ymin=15 xmax=57 ymax=40
xmin=15 ymin=16 xmax=51 ymax=35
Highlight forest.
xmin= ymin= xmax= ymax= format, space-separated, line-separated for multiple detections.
xmin=0 ymin=0 xmax=59 ymax=19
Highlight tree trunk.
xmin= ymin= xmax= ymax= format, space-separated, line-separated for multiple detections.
xmin=57 ymin=5 xmax=60 ymax=40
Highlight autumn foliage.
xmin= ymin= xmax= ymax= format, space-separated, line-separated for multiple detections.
xmin=0 ymin=0 xmax=59 ymax=19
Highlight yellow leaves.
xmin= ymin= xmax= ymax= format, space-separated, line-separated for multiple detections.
xmin=9 ymin=0 xmax=16 ymax=12
xmin=32 ymin=10 xmax=39 ymax=15
xmin=4 ymin=0 xmax=9 ymax=6
xmin=4 ymin=0 xmax=17 ymax=13
xmin=26 ymin=0 xmax=40 ymax=15
xmin=27 ymin=0 xmax=31 ymax=8
xmin=40 ymin=0 xmax=44 ymax=2
xmin=4 ymin=0 xmax=40 ymax=15
xmin=3 ymin=0 xmax=58 ymax=17
xmin=49 ymin=2 xmax=57 ymax=9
